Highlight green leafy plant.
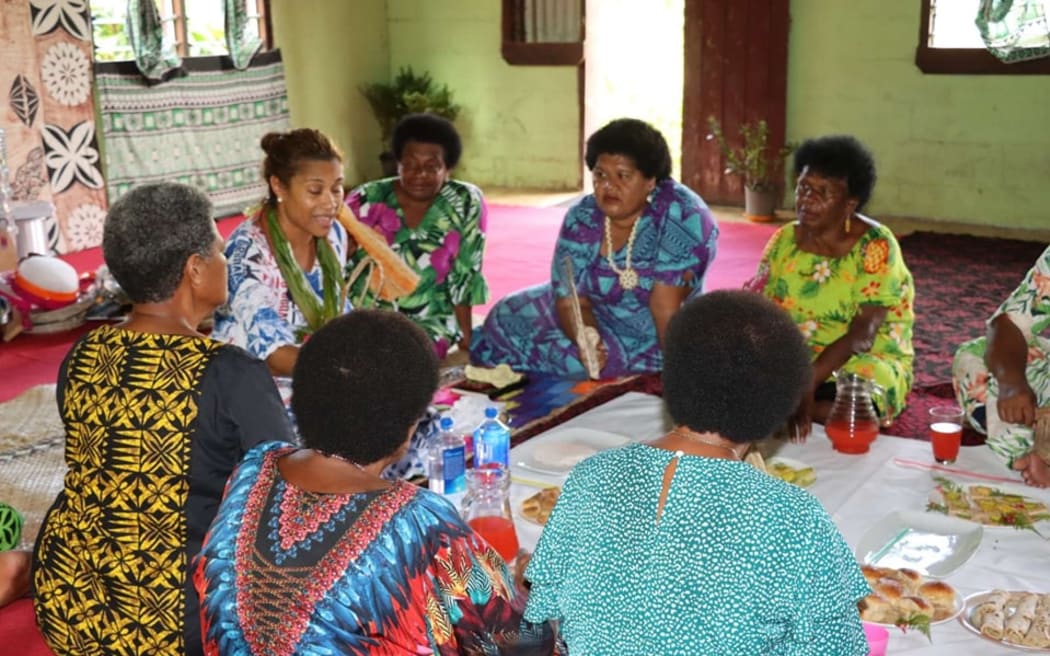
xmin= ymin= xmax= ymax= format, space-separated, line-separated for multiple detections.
xmin=706 ymin=117 xmax=795 ymax=193
xmin=359 ymin=67 xmax=461 ymax=147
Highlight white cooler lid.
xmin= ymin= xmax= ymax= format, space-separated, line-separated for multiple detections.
xmin=10 ymin=200 xmax=55 ymax=220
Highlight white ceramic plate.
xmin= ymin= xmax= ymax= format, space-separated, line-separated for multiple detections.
xmin=514 ymin=426 xmax=630 ymax=475
xmin=856 ymin=510 xmax=983 ymax=578
xmin=928 ymin=479 xmax=1050 ymax=533
xmin=766 ymin=456 xmax=816 ymax=488
xmin=867 ymin=589 xmax=965 ymax=629
xmin=959 ymin=590 xmax=1050 ymax=652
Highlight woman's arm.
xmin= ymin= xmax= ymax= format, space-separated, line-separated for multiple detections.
xmin=649 ymin=283 xmax=692 ymax=347
xmin=265 ymin=344 xmax=299 ymax=378
xmin=454 ymin=304 xmax=473 ymax=349
xmin=987 ymin=313 xmax=1037 ymax=426
xmin=811 ymin=304 xmax=889 ymax=386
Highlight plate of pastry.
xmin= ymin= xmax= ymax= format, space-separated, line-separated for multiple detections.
xmin=855 ymin=510 xmax=983 ymax=578
xmin=857 ymin=566 xmax=964 ymax=633
xmin=766 ymin=456 xmax=817 ymax=488
xmin=514 ymin=427 xmax=630 ymax=475
xmin=519 ymin=486 xmax=561 ymax=526
xmin=960 ymin=590 xmax=1050 ymax=650
xmin=928 ymin=477 xmax=1050 ymax=533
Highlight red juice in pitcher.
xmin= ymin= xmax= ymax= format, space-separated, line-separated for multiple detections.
xmin=825 ymin=419 xmax=879 ymax=454
xmin=468 ymin=516 xmax=520 ymax=561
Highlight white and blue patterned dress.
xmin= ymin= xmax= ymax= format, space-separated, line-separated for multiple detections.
xmin=524 ymin=443 xmax=870 ymax=655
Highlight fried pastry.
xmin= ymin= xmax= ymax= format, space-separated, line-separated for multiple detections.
xmin=520 ymin=487 xmax=561 ymax=526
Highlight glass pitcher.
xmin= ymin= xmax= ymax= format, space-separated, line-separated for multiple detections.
xmin=461 ymin=465 xmax=519 ymax=562
xmin=824 ymin=371 xmax=885 ymax=454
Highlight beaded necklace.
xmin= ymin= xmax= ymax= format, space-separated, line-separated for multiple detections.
xmin=603 ymin=216 xmax=640 ymax=290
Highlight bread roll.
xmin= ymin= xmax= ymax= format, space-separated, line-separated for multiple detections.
xmin=918 ymin=580 xmax=957 ymax=619
xmin=898 ymin=595 xmax=934 ymax=618
xmin=860 ymin=565 xmax=883 ymax=587
xmin=893 ymin=568 xmax=924 ymax=594
xmin=874 ymin=578 xmax=904 ymax=603
xmin=858 ymin=594 xmax=898 ymax=624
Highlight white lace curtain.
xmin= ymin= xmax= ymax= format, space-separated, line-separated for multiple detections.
xmin=977 ymin=0 xmax=1050 ymax=62
xmin=126 ymin=0 xmax=262 ymax=81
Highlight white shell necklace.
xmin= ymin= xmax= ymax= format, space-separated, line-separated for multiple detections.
xmin=604 ymin=216 xmax=640 ymax=290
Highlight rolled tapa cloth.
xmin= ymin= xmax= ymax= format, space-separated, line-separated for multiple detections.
xmin=337 ymin=205 xmax=420 ymax=302
xmin=972 ymin=590 xmax=1011 ymax=628
xmin=1005 ymin=593 xmax=1040 ymax=643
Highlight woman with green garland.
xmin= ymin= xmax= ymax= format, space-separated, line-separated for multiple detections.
xmin=344 ymin=113 xmax=488 ymax=359
xmin=212 ymin=128 xmax=351 ymax=407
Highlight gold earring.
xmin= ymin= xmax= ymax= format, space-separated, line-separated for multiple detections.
xmin=845 ymin=214 xmax=852 ymax=232
xmin=276 ymin=197 xmax=283 ymax=203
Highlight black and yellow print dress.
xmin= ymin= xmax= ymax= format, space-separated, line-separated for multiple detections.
xmin=32 ymin=324 xmax=291 ymax=656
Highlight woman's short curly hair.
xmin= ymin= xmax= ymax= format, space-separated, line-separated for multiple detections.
xmin=260 ymin=128 xmax=343 ymax=205
xmin=292 ymin=310 xmax=439 ymax=464
xmin=793 ymin=135 xmax=878 ymax=211
xmin=663 ymin=290 xmax=812 ymax=444
xmin=585 ymin=118 xmax=672 ymax=181
xmin=102 ymin=182 xmax=215 ymax=303
xmin=392 ymin=113 xmax=463 ymax=169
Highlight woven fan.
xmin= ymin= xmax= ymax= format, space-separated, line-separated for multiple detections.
xmin=337 ymin=205 xmax=420 ymax=302
xmin=1034 ymin=407 xmax=1050 ymax=463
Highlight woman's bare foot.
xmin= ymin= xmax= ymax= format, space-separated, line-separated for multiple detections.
xmin=1012 ymin=452 xmax=1050 ymax=488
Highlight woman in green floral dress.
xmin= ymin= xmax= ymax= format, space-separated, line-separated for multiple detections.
xmin=953 ymin=245 xmax=1050 ymax=487
xmin=746 ymin=136 xmax=914 ymax=438
xmin=345 ymin=114 xmax=488 ymax=358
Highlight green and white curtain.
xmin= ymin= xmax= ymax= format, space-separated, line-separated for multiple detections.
xmin=96 ymin=51 xmax=290 ymax=218
xmin=976 ymin=0 xmax=1050 ymax=62
xmin=127 ymin=0 xmax=262 ymax=80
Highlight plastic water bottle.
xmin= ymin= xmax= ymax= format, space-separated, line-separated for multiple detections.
xmin=428 ymin=416 xmax=466 ymax=494
xmin=473 ymin=407 xmax=511 ymax=469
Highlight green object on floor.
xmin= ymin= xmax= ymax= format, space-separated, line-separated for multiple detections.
xmin=0 ymin=502 xmax=23 ymax=551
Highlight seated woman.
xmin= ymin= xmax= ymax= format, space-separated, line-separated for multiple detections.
xmin=954 ymin=244 xmax=1050 ymax=487
xmin=211 ymin=128 xmax=351 ymax=405
xmin=747 ymin=135 xmax=914 ymax=437
xmin=523 ymin=290 xmax=869 ymax=653
xmin=471 ymin=118 xmax=718 ymax=378
xmin=194 ymin=310 xmax=553 ymax=654
xmin=345 ymin=113 xmax=488 ymax=359
xmin=33 ymin=183 xmax=292 ymax=656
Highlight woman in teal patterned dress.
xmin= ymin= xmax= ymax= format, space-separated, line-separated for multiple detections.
xmin=524 ymin=291 xmax=869 ymax=653
xmin=345 ymin=114 xmax=487 ymax=358
xmin=471 ymin=118 xmax=718 ymax=378
xmin=953 ymin=245 xmax=1050 ymax=487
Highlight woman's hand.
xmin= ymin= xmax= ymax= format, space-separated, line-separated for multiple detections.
xmin=787 ymin=392 xmax=815 ymax=443
xmin=999 ymin=379 xmax=1038 ymax=427
xmin=576 ymin=326 xmax=607 ymax=377
xmin=513 ymin=549 xmax=532 ymax=591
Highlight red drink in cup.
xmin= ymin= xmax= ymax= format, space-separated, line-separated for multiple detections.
xmin=929 ymin=406 xmax=964 ymax=464
xmin=468 ymin=516 xmax=520 ymax=561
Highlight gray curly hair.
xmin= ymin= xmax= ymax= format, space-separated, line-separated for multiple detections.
xmin=102 ymin=182 xmax=216 ymax=303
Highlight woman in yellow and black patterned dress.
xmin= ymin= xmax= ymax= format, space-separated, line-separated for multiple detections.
xmin=32 ymin=183 xmax=293 ymax=656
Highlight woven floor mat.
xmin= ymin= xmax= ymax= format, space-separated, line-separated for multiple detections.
xmin=0 ymin=384 xmax=64 ymax=550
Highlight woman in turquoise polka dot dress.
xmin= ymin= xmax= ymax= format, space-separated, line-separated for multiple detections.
xmin=524 ymin=291 xmax=870 ymax=654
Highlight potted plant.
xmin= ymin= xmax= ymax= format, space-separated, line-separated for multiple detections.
xmin=706 ymin=117 xmax=795 ymax=222
xmin=359 ymin=67 xmax=461 ymax=177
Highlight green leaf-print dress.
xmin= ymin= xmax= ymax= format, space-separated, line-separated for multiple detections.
xmin=953 ymin=244 xmax=1050 ymax=465
xmin=751 ymin=222 xmax=915 ymax=418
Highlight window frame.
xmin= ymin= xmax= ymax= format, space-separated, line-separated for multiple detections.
xmin=916 ymin=0 xmax=1050 ymax=74
xmin=500 ymin=0 xmax=583 ymax=66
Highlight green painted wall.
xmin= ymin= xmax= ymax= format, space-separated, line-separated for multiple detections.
xmin=386 ymin=0 xmax=580 ymax=189
xmin=787 ymin=1 xmax=1050 ymax=231
xmin=269 ymin=0 xmax=389 ymax=185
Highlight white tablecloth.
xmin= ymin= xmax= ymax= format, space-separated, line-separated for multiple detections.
xmin=492 ymin=391 xmax=1050 ymax=655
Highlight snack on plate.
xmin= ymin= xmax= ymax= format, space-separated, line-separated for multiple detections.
xmin=464 ymin=364 xmax=523 ymax=389
xmin=857 ymin=566 xmax=959 ymax=636
xmin=768 ymin=461 xmax=816 ymax=487
xmin=520 ymin=487 xmax=561 ymax=526
xmin=969 ymin=590 xmax=1050 ymax=648
xmin=928 ymin=477 xmax=1050 ymax=531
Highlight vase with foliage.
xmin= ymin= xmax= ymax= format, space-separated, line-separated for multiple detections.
xmin=360 ymin=67 xmax=461 ymax=177
xmin=706 ymin=117 xmax=795 ymax=221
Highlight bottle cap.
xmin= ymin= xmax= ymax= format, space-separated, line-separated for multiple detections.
xmin=439 ymin=416 xmax=453 ymax=430
xmin=485 ymin=407 xmax=498 ymax=418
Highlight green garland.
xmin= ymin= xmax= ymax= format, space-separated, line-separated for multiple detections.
xmin=265 ymin=206 xmax=342 ymax=334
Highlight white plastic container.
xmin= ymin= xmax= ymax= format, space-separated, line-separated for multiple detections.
xmin=11 ymin=201 xmax=55 ymax=258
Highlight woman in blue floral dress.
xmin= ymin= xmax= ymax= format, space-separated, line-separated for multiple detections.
xmin=345 ymin=113 xmax=488 ymax=358
xmin=471 ymin=118 xmax=718 ymax=378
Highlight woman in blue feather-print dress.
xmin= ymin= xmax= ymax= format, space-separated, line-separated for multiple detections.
xmin=471 ymin=119 xmax=718 ymax=378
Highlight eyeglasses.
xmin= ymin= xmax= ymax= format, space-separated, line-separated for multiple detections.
xmin=399 ymin=161 xmax=445 ymax=177
xmin=795 ymin=181 xmax=839 ymax=202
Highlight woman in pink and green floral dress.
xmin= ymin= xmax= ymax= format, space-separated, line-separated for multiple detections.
xmin=746 ymin=135 xmax=914 ymax=439
xmin=345 ymin=114 xmax=488 ymax=358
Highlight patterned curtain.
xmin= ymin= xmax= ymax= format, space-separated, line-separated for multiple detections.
xmin=95 ymin=50 xmax=291 ymax=218
xmin=125 ymin=0 xmax=183 ymax=82
xmin=0 ymin=0 xmax=108 ymax=254
xmin=977 ymin=0 xmax=1050 ymax=62
xmin=225 ymin=0 xmax=262 ymax=70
